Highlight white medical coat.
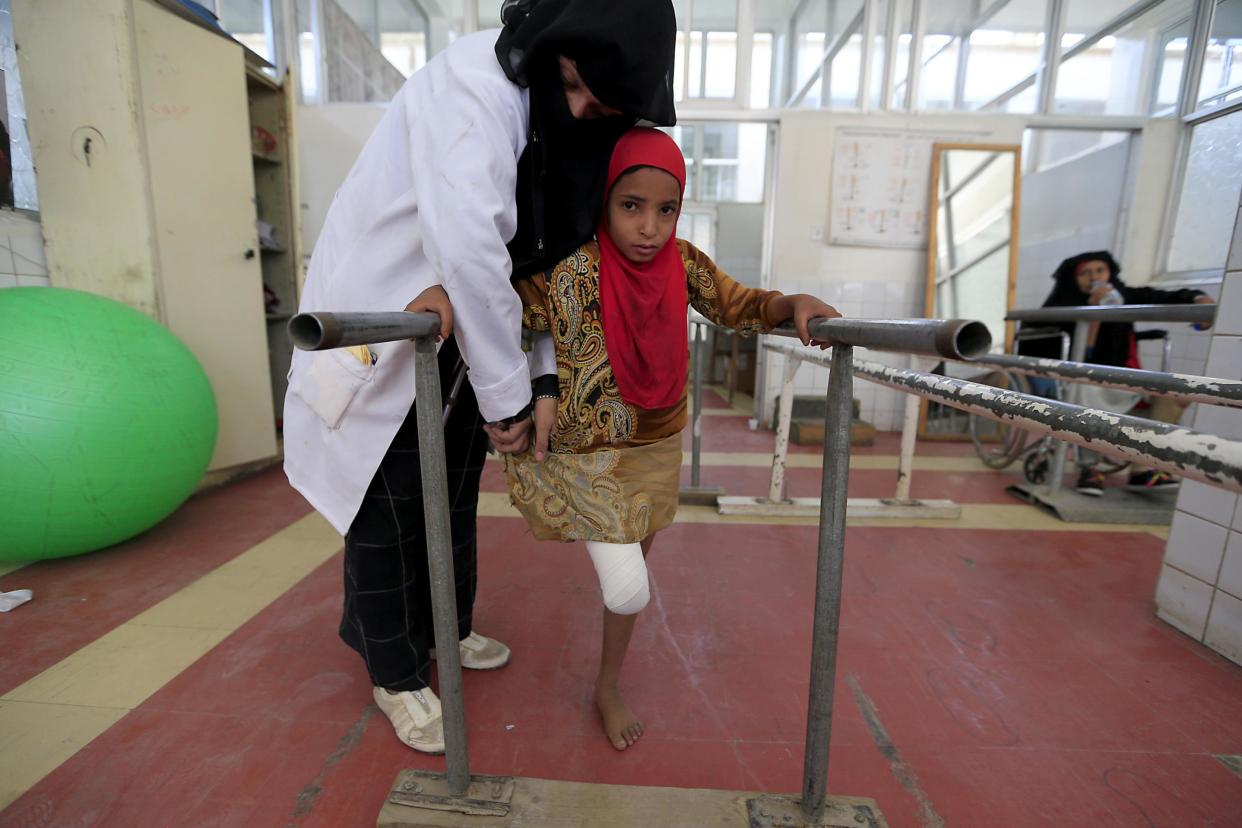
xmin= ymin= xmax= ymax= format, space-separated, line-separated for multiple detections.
xmin=284 ymin=30 xmax=551 ymax=535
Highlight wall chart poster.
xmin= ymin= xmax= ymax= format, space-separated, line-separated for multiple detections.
xmin=829 ymin=127 xmax=977 ymax=249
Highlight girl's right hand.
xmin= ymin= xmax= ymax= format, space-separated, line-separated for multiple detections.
xmin=533 ymin=397 xmax=557 ymax=462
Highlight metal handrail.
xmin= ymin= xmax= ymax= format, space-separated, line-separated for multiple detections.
xmin=771 ymin=316 xmax=992 ymax=360
xmin=1004 ymin=302 xmax=1214 ymax=493
xmin=968 ymin=353 xmax=1242 ymax=408
xmin=1006 ymin=303 xmax=1214 ymax=324
xmin=288 ymin=310 xmax=439 ymax=350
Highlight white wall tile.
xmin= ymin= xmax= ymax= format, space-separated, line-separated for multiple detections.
xmin=1194 ymin=403 xmax=1242 ymax=442
xmin=1155 ymin=564 xmax=1214 ymax=640
xmin=1165 ymin=510 xmax=1229 ymax=583
xmin=0 ymin=272 xmax=17 ymax=288
xmin=15 ymin=275 xmax=49 ymax=287
xmin=1219 ymin=532 xmax=1242 ymax=599
xmin=1205 ymin=335 xmax=1242 ymax=379
xmin=1177 ymin=479 xmax=1239 ymax=527
xmin=7 ymin=225 xmax=46 ymax=277
xmin=1215 ymin=275 xmax=1242 ymax=337
xmin=1227 ymin=208 xmax=1242 ymax=272
xmin=1205 ymin=589 xmax=1242 ymax=664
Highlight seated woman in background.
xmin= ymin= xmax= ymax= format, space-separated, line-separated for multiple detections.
xmin=1018 ymin=250 xmax=1215 ymax=497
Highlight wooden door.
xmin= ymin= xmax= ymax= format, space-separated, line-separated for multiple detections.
xmin=135 ymin=0 xmax=277 ymax=470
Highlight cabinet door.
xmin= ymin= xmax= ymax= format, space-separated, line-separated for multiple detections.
xmin=135 ymin=0 xmax=277 ymax=470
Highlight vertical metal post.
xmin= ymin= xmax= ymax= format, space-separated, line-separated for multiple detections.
xmin=905 ymin=0 xmax=927 ymax=110
xmin=801 ymin=344 xmax=854 ymax=820
xmin=1178 ymin=0 xmax=1216 ymax=119
xmin=894 ymin=357 xmax=920 ymax=501
xmin=1045 ymin=320 xmax=1089 ymax=495
xmin=769 ymin=354 xmax=801 ymax=502
xmin=412 ymin=336 xmax=469 ymax=795
xmin=1035 ymin=0 xmax=1066 ymax=115
xmin=691 ymin=322 xmax=704 ymax=489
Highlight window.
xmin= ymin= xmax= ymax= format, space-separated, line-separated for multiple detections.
xmin=1055 ymin=0 xmax=1194 ymax=116
xmin=963 ymin=1 xmax=1047 ymax=113
xmin=673 ymin=0 xmax=740 ymax=102
xmin=668 ymin=123 xmax=768 ymax=204
xmin=1199 ymin=0 xmax=1242 ymax=109
xmin=0 ymin=0 xmax=32 ymax=209
xmin=1167 ymin=110 xmax=1242 ymax=273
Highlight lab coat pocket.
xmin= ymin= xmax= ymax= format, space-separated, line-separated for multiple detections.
xmin=291 ymin=347 xmax=377 ymax=430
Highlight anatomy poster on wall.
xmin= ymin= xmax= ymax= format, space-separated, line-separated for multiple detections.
xmin=830 ymin=127 xmax=979 ymax=249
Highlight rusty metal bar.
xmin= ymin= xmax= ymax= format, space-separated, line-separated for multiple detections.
xmin=971 ymin=353 xmax=1242 ymax=408
xmin=771 ymin=317 xmax=992 ymax=361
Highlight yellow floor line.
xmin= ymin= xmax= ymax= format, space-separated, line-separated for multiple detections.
xmin=0 ymin=562 xmax=26 ymax=579
xmin=0 ymin=512 xmax=342 ymax=809
xmin=489 ymin=452 xmax=992 ymax=472
xmin=476 ymin=493 xmax=1168 ymax=537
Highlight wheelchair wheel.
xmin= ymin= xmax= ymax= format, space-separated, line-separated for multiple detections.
xmin=1024 ymin=450 xmax=1051 ymax=485
xmin=970 ymin=372 xmax=1032 ymax=469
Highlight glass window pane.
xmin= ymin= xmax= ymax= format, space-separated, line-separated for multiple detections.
xmin=963 ymin=0 xmax=1047 ymax=113
xmin=792 ymin=0 xmax=863 ymax=108
xmin=919 ymin=35 xmax=960 ymax=110
xmin=751 ymin=32 xmax=774 ymax=107
xmin=704 ymin=31 xmax=737 ymax=98
xmin=830 ymin=34 xmax=863 ymax=107
xmin=218 ymin=0 xmax=274 ymax=62
xmin=1167 ymin=110 xmax=1242 ymax=273
xmin=688 ymin=31 xmax=704 ymax=98
xmin=1199 ymin=0 xmax=1242 ymax=108
xmin=1056 ymin=0 xmax=1193 ymax=116
xmin=693 ymin=0 xmax=737 ymax=99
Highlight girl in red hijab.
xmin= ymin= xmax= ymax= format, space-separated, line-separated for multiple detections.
xmin=506 ymin=127 xmax=838 ymax=752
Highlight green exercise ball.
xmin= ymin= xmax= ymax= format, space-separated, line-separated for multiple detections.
xmin=0 ymin=288 xmax=218 ymax=562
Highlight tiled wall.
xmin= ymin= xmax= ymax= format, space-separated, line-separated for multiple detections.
xmin=0 ymin=209 xmax=48 ymax=288
xmin=1156 ymin=191 xmax=1242 ymax=666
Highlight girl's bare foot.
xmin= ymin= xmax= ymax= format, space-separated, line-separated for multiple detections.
xmin=595 ymin=682 xmax=643 ymax=750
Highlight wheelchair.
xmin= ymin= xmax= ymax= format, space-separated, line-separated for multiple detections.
xmin=969 ymin=327 xmax=1171 ymax=484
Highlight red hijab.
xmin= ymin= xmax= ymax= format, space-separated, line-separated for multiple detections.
xmin=598 ymin=128 xmax=688 ymax=410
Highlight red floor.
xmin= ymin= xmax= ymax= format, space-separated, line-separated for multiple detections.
xmin=4 ymin=389 xmax=1242 ymax=827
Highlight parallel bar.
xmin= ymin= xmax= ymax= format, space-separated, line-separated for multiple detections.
xmin=690 ymin=322 xmax=705 ymax=488
xmin=288 ymin=311 xmax=440 ymax=350
xmin=769 ymin=356 xmax=801 ymax=502
xmin=973 ymin=353 xmax=1242 ymax=408
xmin=1046 ymin=321 xmax=1089 ymax=494
xmin=412 ymin=336 xmax=470 ymax=794
xmin=851 ymin=358 xmax=1242 ymax=494
xmin=801 ymin=344 xmax=853 ymax=820
xmin=1006 ymin=303 xmax=1215 ymax=324
xmin=894 ymin=358 xmax=921 ymax=501
xmin=770 ymin=316 xmax=992 ymax=360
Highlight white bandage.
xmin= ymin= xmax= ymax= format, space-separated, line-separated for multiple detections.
xmin=584 ymin=540 xmax=649 ymax=615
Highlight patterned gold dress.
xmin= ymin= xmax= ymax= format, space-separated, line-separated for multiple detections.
xmin=504 ymin=239 xmax=781 ymax=544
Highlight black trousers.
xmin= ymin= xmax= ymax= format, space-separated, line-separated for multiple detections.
xmin=339 ymin=337 xmax=487 ymax=691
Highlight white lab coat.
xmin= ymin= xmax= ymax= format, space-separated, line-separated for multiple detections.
xmin=284 ymin=30 xmax=552 ymax=535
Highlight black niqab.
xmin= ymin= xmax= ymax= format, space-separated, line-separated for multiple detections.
xmin=496 ymin=0 xmax=677 ymax=280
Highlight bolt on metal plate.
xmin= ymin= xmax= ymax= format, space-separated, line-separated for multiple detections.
xmin=746 ymin=795 xmax=885 ymax=828
xmin=388 ymin=770 xmax=515 ymax=817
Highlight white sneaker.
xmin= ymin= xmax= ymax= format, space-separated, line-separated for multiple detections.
xmin=431 ymin=631 xmax=511 ymax=670
xmin=373 ymin=686 xmax=445 ymax=754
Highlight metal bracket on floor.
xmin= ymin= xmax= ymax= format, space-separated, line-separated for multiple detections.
xmin=679 ymin=484 xmax=726 ymax=506
xmin=387 ymin=770 xmax=515 ymax=817
xmin=1006 ymin=483 xmax=1177 ymax=524
xmin=746 ymin=794 xmax=885 ymax=827
xmin=717 ymin=496 xmax=961 ymax=520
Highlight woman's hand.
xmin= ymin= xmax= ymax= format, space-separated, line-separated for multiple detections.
xmin=404 ymin=284 xmax=453 ymax=341
xmin=1194 ymin=294 xmax=1216 ymax=330
xmin=788 ymin=294 xmax=842 ymax=349
xmin=1087 ymin=284 xmax=1113 ymax=306
xmin=532 ymin=397 xmax=557 ymax=461
xmin=483 ymin=416 xmax=532 ymax=454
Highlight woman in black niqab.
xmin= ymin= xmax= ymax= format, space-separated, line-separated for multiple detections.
xmin=495 ymin=0 xmax=678 ymax=280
